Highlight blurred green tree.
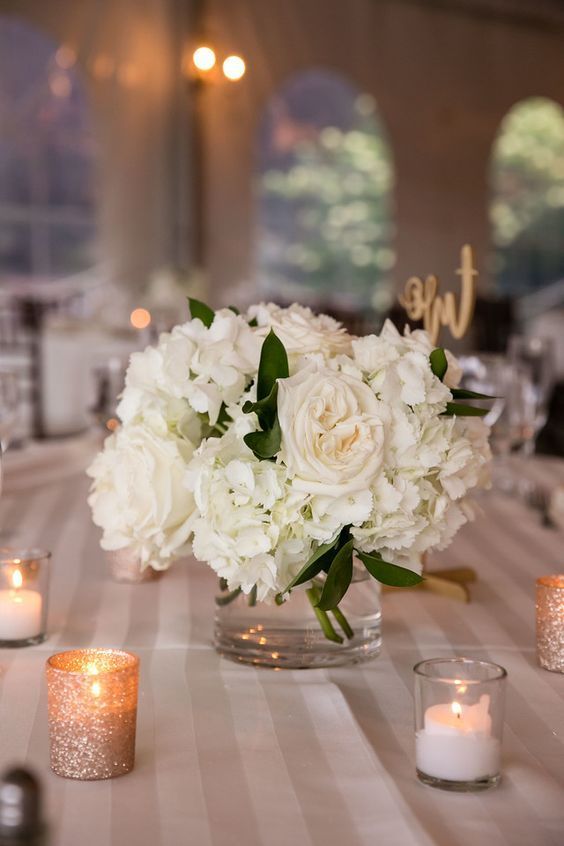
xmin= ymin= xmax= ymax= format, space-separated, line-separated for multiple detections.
xmin=490 ymin=97 xmax=564 ymax=296
xmin=257 ymin=77 xmax=395 ymax=314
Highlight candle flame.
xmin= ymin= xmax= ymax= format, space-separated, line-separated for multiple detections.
xmin=86 ymin=663 xmax=99 ymax=676
xmin=11 ymin=569 xmax=23 ymax=590
xmin=91 ymin=681 xmax=101 ymax=697
xmin=451 ymin=701 xmax=462 ymax=718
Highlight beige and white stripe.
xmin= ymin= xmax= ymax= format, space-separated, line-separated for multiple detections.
xmin=0 ymin=459 xmax=563 ymax=845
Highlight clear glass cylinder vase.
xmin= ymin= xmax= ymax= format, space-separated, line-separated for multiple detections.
xmin=214 ymin=567 xmax=382 ymax=669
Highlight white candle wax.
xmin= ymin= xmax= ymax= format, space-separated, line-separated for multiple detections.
xmin=0 ymin=588 xmax=43 ymax=641
xmin=416 ymin=694 xmax=501 ymax=782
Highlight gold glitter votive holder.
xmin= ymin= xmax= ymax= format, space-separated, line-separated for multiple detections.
xmin=46 ymin=649 xmax=139 ymax=780
xmin=536 ymin=576 xmax=564 ymax=673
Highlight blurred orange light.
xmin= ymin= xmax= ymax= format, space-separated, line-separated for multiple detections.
xmin=92 ymin=54 xmax=115 ymax=80
xmin=118 ymin=62 xmax=141 ymax=88
xmin=106 ymin=418 xmax=120 ymax=432
xmin=193 ymin=46 xmax=216 ymax=72
xmin=130 ymin=308 xmax=151 ymax=330
xmin=222 ymin=55 xmax=245 ymax=81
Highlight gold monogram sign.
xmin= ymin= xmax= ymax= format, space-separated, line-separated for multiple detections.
xmin=399 ymin=244 xmax=477 ymax=344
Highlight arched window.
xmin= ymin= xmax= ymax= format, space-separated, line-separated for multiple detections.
xmin=0 ymin=17 xmax=98 ymax=279
xmin=490 ymin=97 xmax=564 ymax=298
xmin=255 ymin=70 xmax=395 ymax=315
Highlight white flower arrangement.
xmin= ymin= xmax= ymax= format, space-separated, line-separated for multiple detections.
xmin=88 ymin=299 xmax=491 ymax=641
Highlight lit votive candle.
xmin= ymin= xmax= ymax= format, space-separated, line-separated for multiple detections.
xmin=414 ymin=658 xmax=507 ymax=791
xmin=0 ymin=549 xmax=50 ymax=647
xmin=536 ymin=575 xmax=564 ymax=673
xmin=46 ymin=649 xmax=140 ymax=780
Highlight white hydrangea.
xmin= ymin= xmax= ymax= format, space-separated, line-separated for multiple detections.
xmin=87 ymin=419 xmax=196 ymax=569
xmin=185 ymin=413 xmax=311 ymax=600
xmin=248 ymin=302 xmax=353 ymax=359
xmin=88 ymin=302 xmax=491 ymax=596
xmin=118 ymin=308 xmax=261 ymax=428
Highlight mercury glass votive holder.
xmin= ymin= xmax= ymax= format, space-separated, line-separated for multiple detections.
xmin=0 ymin=548 xmax=50 ymax=647
xmin=46 ymin=649 xmax=139 ymax=780
xmin=414 ymin=658 xmax=507 ymax=792
xmin=536 ymin=576 xmax=564 ymax=673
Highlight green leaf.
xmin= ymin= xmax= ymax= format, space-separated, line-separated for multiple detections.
xmin=442 ymin=402 xmax=488 ymax=417
xmin=316 ymin=539 xmax=354 ymax=611
xmin=248 ymin=317 xmax=258 ymax=328
xmin=228 ymin=305 xmax=240 ymax=315
xmin=430 ymin=348 xmax=448 ymax=381
xmin=216 ymin=403 xmax=231 ymax=427
xmin=256 ymin=330 xmax=289 ymax=401
xmin=450 ymin=388 xmax=496 ymax=401
xmin=243 ymin=418 xmax=281 ymax=459
xmin=242 ymin=383 xmax=278 ymax=431
xmin=188 ymin=298 xmax=214 ymax=328
xmin=285 ymin=535 xmax=341 ymax=592
xmin=358 ymin=551 xmax=424 ymax=587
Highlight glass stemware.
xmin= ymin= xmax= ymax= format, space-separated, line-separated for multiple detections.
xmin=458 ymin=354 xmax=535 ymax=493
xmin=458 ymin=354 xmax=507 ymax=428
xmin=0 ymin=369 xmax=20 ymax=453
xmin=508 ymin=336 xmax=555 ymax=456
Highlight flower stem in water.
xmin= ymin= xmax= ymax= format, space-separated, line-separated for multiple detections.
xmin=331 ymin=606 xmax=354 ymax=640
xmin=215 ymin=587 xmax=242 ymax=606
xmin=306 ymin=586 xmax=343 ymax=644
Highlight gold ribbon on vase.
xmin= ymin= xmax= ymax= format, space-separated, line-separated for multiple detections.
xmin=383 ymin=562 xmax=477 ymax=603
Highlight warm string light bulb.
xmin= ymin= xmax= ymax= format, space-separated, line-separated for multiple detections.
xmin=193 ymin=46 xmax=216 ymax=72
xmin=222 ymin=55 xmax=245 ymax=81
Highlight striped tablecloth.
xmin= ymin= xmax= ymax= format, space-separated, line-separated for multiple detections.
xmin=0 ymin=449 xmax=563 ymax=846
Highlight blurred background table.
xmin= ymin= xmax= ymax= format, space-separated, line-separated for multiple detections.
xmin=0 ymin=445 xmax=563 ymax=846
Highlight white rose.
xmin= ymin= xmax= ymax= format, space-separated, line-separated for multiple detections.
xmin=87 ymin=423 xmax=196 ymax=568
xmin=277 ymin=367 xmax=385 ymax=496
xmin=248 ymin=302 xmax=352 ymax=357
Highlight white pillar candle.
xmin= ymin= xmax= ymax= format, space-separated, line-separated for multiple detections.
xmin=416 ymin=694 xmax=501 ymax=782
xmin=0 ymin=568 xmax=43 ymax=641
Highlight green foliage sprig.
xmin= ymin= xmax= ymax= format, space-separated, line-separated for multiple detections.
xmin=430 ymin=348 xmax=495 ymax=417
xmin=242 ymin=330 xmax=289 ymax=460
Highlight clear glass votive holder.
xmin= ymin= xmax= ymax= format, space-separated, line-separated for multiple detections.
xmin=414 ymin=658 xmax=507 ymax=792
xmin=46 ymin=648 xmax=140 ymax=780
xmin=536 ymin=575 xmax=564 ymax=673
xmin=0 ymin=548 xmax=50 ymax=647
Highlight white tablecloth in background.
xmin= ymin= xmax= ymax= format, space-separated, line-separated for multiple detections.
xmin=0 ymin=447 xmax=563 ymax=846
